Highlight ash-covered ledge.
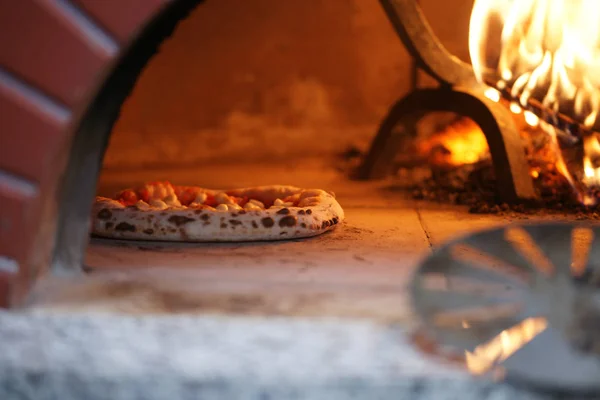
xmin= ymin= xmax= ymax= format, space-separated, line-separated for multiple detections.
xmin=0 ymin=312 xmax=555 ymax=400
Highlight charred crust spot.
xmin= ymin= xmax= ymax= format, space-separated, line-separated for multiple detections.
xmin=298 ymin=210 xmax=306 ymax=215
xmin=306 ymin=209 xmax=312 ymax=215
xmin=231 ymin=213 xmax=238 ymax=217
xmin=301 ymin=223 xmax=307 ymax=228
xmin=194 ymin=210 xmax=203 ymax=215
xmin=278 ymin=215 xmax=297 ymax=228
xmin=332 ymin=217 xmax=339 ymax=224
xmin=322 ymin=221 xmax=330 ymax=229
xmin=105 ymin=222 xmax=114 ymax=229
xmin=203 ymin=221 xmax=210 ymax=226
xmin=201 ymin=214 xmax=210 ymax=221
xmin=168 ymin=215 xmax=195 ymax=226
xmin=238 ymin=210 xmax=246 ymax=214
xmin=229 ymin=219 xmax=242 ymax=226
xmin=97 ymin=208 xmax=112 ymax=220
xmin=143 ymin=228 xmax=154 ymax=235
xmin=220 ymin=223 xmax=227 ymax=228
xmin=252 ymin=221 xmax=258 ymax=228
xmin=277 ymin=208 xmax=290 ymax=215
xmin=148 ymin=215 xmax=154 ymax=219
xmin=280 ymin=231 xmax=287 ymax=235
xmin=115 ymin=222 xmax=136 ymax=232
xmin=179 ymin=228 xmax=189 ymax=240
xmin=160 ymin=212 xmax=167 ymax=216
xmin=261 ymin=217 xmax=275 ymax=228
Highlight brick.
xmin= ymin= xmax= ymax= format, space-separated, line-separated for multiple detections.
xmin=0 ymin=172 xmax=38 ymax=262
xmin=72 ymin=0 xmax=171 ymax=44
xmin=0 ymin=272 xmax=10 ymax=308
xmin=0 ymin=72 xmax=69 ymax=183
xmin=0 ymin=0 xmax=118 ymax=107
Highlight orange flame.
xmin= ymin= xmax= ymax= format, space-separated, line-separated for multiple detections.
xmin=419 ymin=119 xmax=490 ymax=167
xmin=469 ymin=0 xmax=600 ymax=130
xmin=583 ymin=134 xmax=600 ymax=186
xmin=469 ymin=0 xmax=600 ymax=202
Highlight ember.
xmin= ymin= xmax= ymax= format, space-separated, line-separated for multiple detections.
xmin=417 ymin=118 xmax=489 ymax=168
xmin=407 ymin=116 xmax=600 ymax=217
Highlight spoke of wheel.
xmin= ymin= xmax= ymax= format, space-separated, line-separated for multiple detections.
xmin=519 ymin=224 xmax=574 ymax=277
xmin=461 ymin=229 xmax=537 ymax=278
xmin=420 ymin=249 xmax=526 ymax=288
xmin=430 ymin=314 xmax=533 ymax=353
xmin=465 ymin=316 xmax=547 ymax=375
xmin=414 ymin=285 xmax=521 ymax=313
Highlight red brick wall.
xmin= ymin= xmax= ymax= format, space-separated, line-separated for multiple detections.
xmin=0 ymin=0 xmax=172 ymax=306
xmin=104 ymin=0 xmax=474 ymax=170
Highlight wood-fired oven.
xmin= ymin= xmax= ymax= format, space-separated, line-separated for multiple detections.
xmin=1 ymin=0 xmax=600 ymax=397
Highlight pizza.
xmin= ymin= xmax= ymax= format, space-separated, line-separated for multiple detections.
xmin=91 ymin=181 xmax=344 ymax=242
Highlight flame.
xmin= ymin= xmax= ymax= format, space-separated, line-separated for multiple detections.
xmin=470 ymin=0 xmax=600 ymax=202
xmin=465 ymin=317 xmax=548 ymax=375
xmin=523 ymin=111 xmax=539 ymax=127
xmin=484 ymin=87 xmax=501 ymax=102
xmin=469 ymin=0 xmax=600 ymax=130
xmin=509 ymin=102 xmax=522 ymax=114
xmin=583 ymin=134 xmax=600 ymax=186
xmin=419 ymin=119 xmax=490 ymax=167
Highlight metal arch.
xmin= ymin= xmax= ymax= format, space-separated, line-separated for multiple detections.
xmin=379 ymin=0 xmax=475 ymax=87
xmin=357 ymin=86 xmax=536 ymax=203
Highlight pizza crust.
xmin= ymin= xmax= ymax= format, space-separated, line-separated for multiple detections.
xmin=91 ymin=185 xmax=344 ymax=242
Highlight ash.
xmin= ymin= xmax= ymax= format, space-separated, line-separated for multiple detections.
xmin=409 ymin=161 xmax=600 ymax=219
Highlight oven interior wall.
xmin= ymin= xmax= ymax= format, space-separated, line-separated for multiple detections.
xmin=99 ymin=0 xmax=474 ymax=188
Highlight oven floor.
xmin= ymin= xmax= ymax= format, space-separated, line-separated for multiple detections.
xmin=29 ymin=159 xmax=588 ymax=320
xmin=16 ymin=160 xmax=594 ymax=399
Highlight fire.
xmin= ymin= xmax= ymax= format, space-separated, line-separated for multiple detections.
xmin=469 ymin=0 xmax=600 ymax=130
xmin=583 ymin=134 xmax=600 ymax=186
xmin=469 ymin=0 xmax=600 ymax=203
xmin=464 ymin=317 xmax=548 ymax=375
xmin=419 ymin=118 xmax=490 ymax=167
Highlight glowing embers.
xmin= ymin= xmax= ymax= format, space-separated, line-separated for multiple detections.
xmin=417 ymin=118 xmax=490 ymax=168
xmin=469 ymin=0 xmax=600 ymax=132
xmin=411 ymin=223 xmax=600 ymax=386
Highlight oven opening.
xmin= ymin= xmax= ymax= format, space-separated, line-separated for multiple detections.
xmin=24 ymin=0 xmax=600 ymax=340
xmin=32 ymin=0 xmax=442 ymax=317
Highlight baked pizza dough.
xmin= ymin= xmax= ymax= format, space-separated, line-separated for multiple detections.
xmin=91 ymin=182 xmax=344 ymax=242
